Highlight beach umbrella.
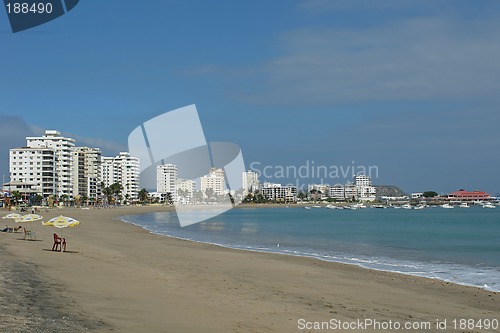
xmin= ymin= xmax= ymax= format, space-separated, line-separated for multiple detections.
xmin=16 ymin=214 xmax=43 ymax=223
xmin=15 ymin=214 xmax=43 ymax=238
xmin=2 ymin=213 xmax=22 ymax=220
xmin=43 ymin=215 xmax=80 ymax=228
xmin=42 ymin=215 xmax=80 ymax=251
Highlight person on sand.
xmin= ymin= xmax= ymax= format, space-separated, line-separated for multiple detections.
xmin=1 ymin=225 xmax=22 ymax=233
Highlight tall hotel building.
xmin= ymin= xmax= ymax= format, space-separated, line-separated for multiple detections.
xmin=200 ymin=168 xmax=225 ymax=196
xmin=9 ymin=146 xmax=55 ymax=197
xmin=73 ymin=147 xmax=102 ymax=201
xmin=10 ymin=130 xmax=75 ymax=198
xmin=241 ymin=170 xmax=260 ymax=193
xmin=157 ymin=164 xmax=178 ymax=199
xmin=354 ymin=175 xmax=376 ymax=202
xmin=101 ymin=152 xmax=140 ymax=201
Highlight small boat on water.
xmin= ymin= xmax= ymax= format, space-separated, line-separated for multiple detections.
xmin=459 ymin=203 xmax=470 ymax=208
xmin=304 ymin=206 xmax=311 ymax=210
xmin=347 ymin=203 xmax=366 ymax=210
xmin=372 ymin=204 xmax=387 ymax=209
xmin=441 ymin=204 xmax=454 ymax=209
xmin=482 ymin=203 xmax=496 ymax=209
xmin=401 ymin=204 xmax=412 ymax=210
xmin=413 ymin=205 xmax=425 ymax=210
xmin=312 ymin=205 xmax=322 ymax=208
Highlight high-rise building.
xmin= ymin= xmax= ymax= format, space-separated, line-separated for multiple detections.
xmin=200 ymin=168 xmax=225 ymax=196
xmin=354 ymin=175 xmax=372 ymax=187
xmin=241 ymin=170 xmax=260 ymax=193
xmin=354 ymin=175 xmax=376 ymax=202
xmin=73 ymin=147 xmax=101 ymax=202
xmin=101 ymin=152 xmax=140 ymax=202
xmin=9 ymin=146 xmax=54 ymax=197
xmin=156 ymin=164 xmax=177 ymax=199
xmin=25 ymin=130 xmax=75 ymax=198
xmin=176 ymin=178 xmax=196 ymax=203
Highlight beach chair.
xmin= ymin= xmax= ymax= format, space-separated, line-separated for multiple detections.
xmin=23 ymin=228 xmax=37 ymax=241
xmin=52 ymin=233 xmax=66 ymax=252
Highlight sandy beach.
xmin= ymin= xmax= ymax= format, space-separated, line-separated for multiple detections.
xmin=1 ymin=206 xmax=498 ymax=332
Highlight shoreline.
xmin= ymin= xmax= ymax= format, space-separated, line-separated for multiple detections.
xmin=120 ymin=206 xmax=500 ymax=293
xmin=2 ymin=206 xmax=499 ymax=332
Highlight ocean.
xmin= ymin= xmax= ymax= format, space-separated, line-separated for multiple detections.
xmin=120 ymin=205 xmax=500 ymax=291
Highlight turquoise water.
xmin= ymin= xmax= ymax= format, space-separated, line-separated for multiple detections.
xmin=120 ymin=206 xmax=500 ymax=291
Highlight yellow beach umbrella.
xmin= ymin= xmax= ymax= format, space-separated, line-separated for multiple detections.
xmin=43 ymin=215 xmax=80 ymax=228
xmin=42 ymin=215 xmax=80 ymax=251
xmin=15 ymin=214 xmax=43 ymax=240
xmin=16 ymin=214 xmax=43 ymax=223
xmin=2 ymin=213 xmax=22 ymax=220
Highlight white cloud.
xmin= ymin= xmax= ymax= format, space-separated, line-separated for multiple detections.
xmin=241 ymin=15 xmax=500 ymax=106
xmin=190 ymin=10 xmax=500 ymax=107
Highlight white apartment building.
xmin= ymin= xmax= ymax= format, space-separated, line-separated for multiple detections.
xmin=25 ymin=130 xmax=75 ymax=198
xmin=354 ymin=175 xmax=376 ymax=202
xmin=241 ymin=170 xmax=260 ymax=193
xmin=9 ymin=147 xmax=54 ymax=197
xmin=176 ymin=178 xmax=196 ymax=203
xmin=156 ymin=164 xmax=177 ymax=199
xmin=73 ymin=147 xmax=101 ymax=202
xmin=101 ymin=152 xmax=140 ymax=202
xmin=200 ymin=168 xmax=225 ymax=196
xmin=262 ymin=182 xmax=297 ymax=201
xmin=354 ymin=175 xmax=372 ymax=187
xmin=328 ymin=185 xmax=345 ymax=200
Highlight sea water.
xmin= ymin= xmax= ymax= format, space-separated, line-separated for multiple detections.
xmin=120 ymin=206 xmax=500 ymax=291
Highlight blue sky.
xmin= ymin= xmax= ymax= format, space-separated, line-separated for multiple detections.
xmin=1 ymin=0 xmax=500 ymax=194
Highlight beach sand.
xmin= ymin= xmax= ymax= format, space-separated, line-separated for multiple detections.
xmin=1 ymin=206 xmax=498 ymax=332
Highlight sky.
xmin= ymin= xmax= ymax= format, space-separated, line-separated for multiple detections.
xmin=1 ymin=0 xmax=500 ymax=195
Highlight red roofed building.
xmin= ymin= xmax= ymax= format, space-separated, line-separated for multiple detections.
xmin=447 ymin=189 xmax=493 ymax=202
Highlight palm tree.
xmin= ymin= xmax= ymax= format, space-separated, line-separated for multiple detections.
xmin=109 ymin=182 xmax=123 ymax=204
xmin=11 ymin=190 xmax=22 ymax=205
xmin=138 ymin=188 xmax=149 ymax=203
xmin=102 ymin=186 xmax=113 ymax=205
xmin=165 ymin=192 xmax=173 ymax=205
xmin=110 ymin=182 xmax=123 ymax=197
